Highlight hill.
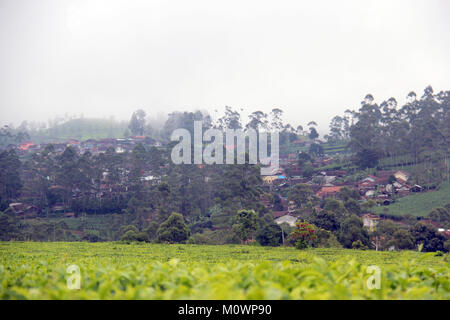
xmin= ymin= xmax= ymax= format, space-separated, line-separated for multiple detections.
xmin=30 ymin=118 xmax=129 ymax=143
xmin=374 ymin=180 xmax=450 ymax=217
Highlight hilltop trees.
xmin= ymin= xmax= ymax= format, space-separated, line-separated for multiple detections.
xmin=339 ymin=86 xmax=450 ymax=182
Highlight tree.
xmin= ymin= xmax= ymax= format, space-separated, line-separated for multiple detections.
xmin=354 ymin=148 xmax=379 ymax=169
xmin=234 ymin=209 xmax=259 ymax=243
xmin=256 ymin=222 xmax=282 ymax=246
xmin=392 ymin=229 xmax=415 ymax=250
xmin=288 ymin=184 xmax=318 ymax=210
xmin=338 ymin=215 xmax=371 ymax=249
xmin=410 ymin=222 xmax=446 ymax=252
xmin=143 ymin=221 xmax=160 ymax=241
xmin=156 ymin=212 xmax=190 ymax=243
xmin=344 ymin=199 xmax=361 ymax=215
xmin=246 ymin=111 xmax=268 ymax=131
xmin=308 ymin=127 xmax=319 ymax=140
xmin=128 ymin=109 xmax=146 ymax=136
xmin=323 ymin=199 xmax=348 ymax=218
xmin=0 ymin=150 xmax=22 ymax=211
xmin=216 ymin=106 xmax=242 ymax=130
xmin=121 ymin=230 xmax=138 ymax=242
xmin=309 ymin=143 xmax=324 ymax=157
xmin=314 ymin=229 xmax=341 ymax=248
xmin=270 ymin=108 xmax=284 ymax=131
xmin=308 ymin=210 xmax=340 ymax=232
xmin=0 ymin=211 xmax=20 ymax=240
xmin=291 ymin=221 xmax=318 ymax=249
xmin=373 ymin=220 xmax=399 ymax=250
xmin=428 ymin=207 xmax=450 ymax=228
xmin=336 ymin=187 xmax=360 ymax=201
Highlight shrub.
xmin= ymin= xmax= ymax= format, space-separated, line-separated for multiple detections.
xmin=156 ymin=212 xmax=190 ymax=243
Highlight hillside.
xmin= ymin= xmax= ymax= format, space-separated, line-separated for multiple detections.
xmin=29 ymin=118 xmax=129 ymax=143
xmin=374 ymin=180 xmax=450 ymax=217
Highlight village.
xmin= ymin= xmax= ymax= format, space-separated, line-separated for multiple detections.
xmin=4 ymin=135 xmax=449 ymax=244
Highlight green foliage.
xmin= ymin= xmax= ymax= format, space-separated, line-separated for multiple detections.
xmin=313 ymin=229 xmax=341 ymax=248
xmin=428 ymin=207 xmax=450 ymax=228
xmin=338 ymin=215 xmax=370 ymax=249
xmin=0 ymin=242 xmax=448 ymax=299
xmin=0 ymin=150 xmax=22 ymax=211
xmin=29 ymin=118 xmax=129 ymax=142
xmin=410 ymin=222 xmax=446 ymax=252
xmin=156 ymin=212 xmax=190 ymax=244
xmin=373 ymin=181 xmax=450 ymax=217
xmin=234 ymin=209 xmax=259 ymax=243
xmin=256 ymin=222 xmax=282 ymax=247
xmin=351 ymin=240 xmax=368 ymax=250
xmin=288 ymin=184 xmax=318 ymax=210
xmin=292 ymin=221 xmax=318 ymax=249
xmin=308 ymin=210 xmax=340 ymax=232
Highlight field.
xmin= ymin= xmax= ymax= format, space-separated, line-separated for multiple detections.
xmin=0 ymin=242 xmax=449 ymax=300
xmin=373 ymin=181 xmax=450 ymax=217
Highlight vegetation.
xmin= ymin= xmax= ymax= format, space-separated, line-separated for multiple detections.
xmin=0 ymin=242 xmax=448 ymax=299
xmin=373 ymin=181 xmax=450 ymax=217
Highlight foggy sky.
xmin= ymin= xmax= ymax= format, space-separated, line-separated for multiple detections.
xmin=1 ymin=0 xmax=449 ymax=134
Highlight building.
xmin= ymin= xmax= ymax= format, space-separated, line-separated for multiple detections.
xmin=274 ymin=214 xmax=297 ymax=227
xmin=316 ymin=186 xmax=346 ymax=199
xmin=394 ymin=170 xmax=410 ymax=183
xmin=362 ymin=214 xmax=380 ymax=232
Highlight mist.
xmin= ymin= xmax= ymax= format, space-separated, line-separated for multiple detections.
xmin=1 ymin=0 xmax=449 ymax=135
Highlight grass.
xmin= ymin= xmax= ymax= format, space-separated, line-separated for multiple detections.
xmin=373 ymin=180 xmax=450 ymax=217
xmin=0 ymin=242 xmax=449 ymax=299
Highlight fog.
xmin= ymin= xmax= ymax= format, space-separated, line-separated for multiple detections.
xmin=1 ymin=0 xmax=449 ymax=134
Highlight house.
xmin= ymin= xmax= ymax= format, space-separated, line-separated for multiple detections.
xmin=273 ymin=211 xmax=289 ymax=218
xmin=19 ymin=141 xmax=36 ymax=151
xmin=362 ymin=214 xmax=380 ymax=232
xmin=365 ymin=190 xmax=375 ymax=197
xmin=9 ymin=202 xmax=40 ymax=218
xmin=394 ymin=170 xmax=410 ymax=183
xmin=274 ymin=214 xmax=297 ymax=227
xmin=316 ymin=186 xmax=345 ymax=199
xmin=263 ymin=175 xmax=281 ymax=184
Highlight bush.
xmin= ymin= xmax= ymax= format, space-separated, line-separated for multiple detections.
xmin=256 ymin=223 xmax=282 ymax=247
xmin=156 ymin=212 xmax=190 ymax=243
xmin=313 ymin=229 xmax=341 ymax=248
xmin=444 ymin=240 xmax=450 ymax=253
xmin=352 ymin=240 xmax=368 ymax=250
xmin=120 ymin=230 xmax=138 ymax=242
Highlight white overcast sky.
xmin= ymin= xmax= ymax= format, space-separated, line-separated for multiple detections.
xmin=1 ymin=0 xmax=449 ymax=134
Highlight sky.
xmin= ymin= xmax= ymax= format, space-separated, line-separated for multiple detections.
xmin=1 ymin=0 xmax=449 ymax=134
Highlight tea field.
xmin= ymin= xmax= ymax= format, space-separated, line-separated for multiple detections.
xmin=0 ymin=242 xmax=448 ymax=299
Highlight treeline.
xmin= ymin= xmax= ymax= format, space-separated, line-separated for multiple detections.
xmin=328 ymin=86 xmax=450 ymax=184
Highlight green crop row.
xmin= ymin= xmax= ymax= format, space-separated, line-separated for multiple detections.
xmin=0 ymin=242 xmax=448 ymax=299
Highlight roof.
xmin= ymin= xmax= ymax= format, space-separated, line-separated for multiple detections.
xmin=19 ymin=142 xmax=35 ymax=151
xmin=273 ymin=211 xmax=289 ymax=218
xmin=274 ymin=215 xmax=297 ymax=227
xmin=316 ymin=185 xmax=345 ymax=197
